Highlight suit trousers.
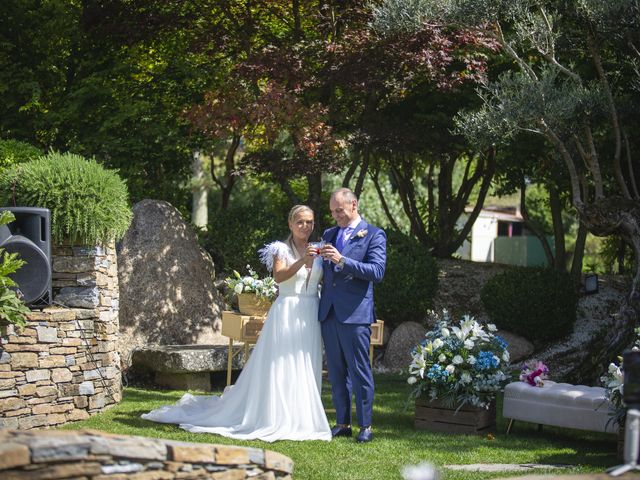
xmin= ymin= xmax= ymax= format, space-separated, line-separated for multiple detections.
xmin=321 ymin=309 xmax=374 ymax=427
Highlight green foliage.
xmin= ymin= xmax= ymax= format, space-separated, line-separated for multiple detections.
xmin=375 ymin=230 xmax=439 ymax=329
xmin=0 ymin=152 xmax=132 ymax=245
xmin=199 ymin=182 xmax=291 ymax=276
xmin=0 ymin=211 xmax=30 ymax=329
xmin=0 ymin=139 xmax=43 ymax=172
xmin=481 ymin=266 xmax=578 ymax=346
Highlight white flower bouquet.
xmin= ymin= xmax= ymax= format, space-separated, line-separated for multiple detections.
xmin=600 ymin=327 xmax=640 ymax=427
xmin=224 ymin=265 xmax=278 ymax=302
xmin=407 ymin=310 xmax=511 ymax=409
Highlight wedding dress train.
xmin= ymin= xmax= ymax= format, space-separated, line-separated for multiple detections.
xmin=142 ymin=242 xmax=331 ymax=442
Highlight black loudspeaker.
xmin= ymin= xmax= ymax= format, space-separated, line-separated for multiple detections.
xmin=0 ymin=207 xmax=52 ymax=307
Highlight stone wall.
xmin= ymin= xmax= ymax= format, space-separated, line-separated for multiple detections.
xmin=0 ymin=243 xmax=121 ymax=429
xmin=0 ymin=429 xmax=293 ymax=479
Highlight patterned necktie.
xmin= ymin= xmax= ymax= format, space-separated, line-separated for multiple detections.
xmin=337 ymin=227 xmax=353 ymax=252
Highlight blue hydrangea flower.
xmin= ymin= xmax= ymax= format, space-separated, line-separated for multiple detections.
xmin=474 ymin=350 xmax=499 ymax=371
xmin=426 ymin=364 xmax=449 ymax=384
xmin=494 ymin=336 xmax=508 ymax=351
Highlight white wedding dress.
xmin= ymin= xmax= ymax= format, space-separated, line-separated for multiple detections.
xmin=141 ymin=241 xmax=331 ymax=442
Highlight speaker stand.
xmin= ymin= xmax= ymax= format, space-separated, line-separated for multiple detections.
xmin=608 ymin=408 xmax=640 ymax=476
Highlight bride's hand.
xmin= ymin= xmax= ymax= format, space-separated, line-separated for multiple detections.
xmin=303 ymin=245 xmax=316 ymax=267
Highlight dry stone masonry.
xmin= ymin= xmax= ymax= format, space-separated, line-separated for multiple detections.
xmin=0 ymin=242 xmax=121 ymax=429
xmin=0 ymin=429 xmax=293 ymax=479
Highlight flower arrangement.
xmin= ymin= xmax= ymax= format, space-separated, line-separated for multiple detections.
xmin=407 ymin=310 xmax=510 ymax=409
xmin=600 ymin=327 xmax=640 ymax=427
xmin=224 ymin=265 xmax=278 ymax=302
xmin=519 ymin=360 xmax=549 ymax=387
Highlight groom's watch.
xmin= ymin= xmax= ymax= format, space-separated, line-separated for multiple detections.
xmin=336 ymin=256 xmax=346 ymax=269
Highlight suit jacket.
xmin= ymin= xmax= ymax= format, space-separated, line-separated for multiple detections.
xmin=319 ymin=219 xmax=386 ymax=324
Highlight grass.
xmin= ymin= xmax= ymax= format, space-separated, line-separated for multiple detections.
xmin=60 ymin=374 xmax=618 ymax=480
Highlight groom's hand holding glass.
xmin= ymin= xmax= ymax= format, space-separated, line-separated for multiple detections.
xmin=320 ymin=243 xmax=341 ymax=264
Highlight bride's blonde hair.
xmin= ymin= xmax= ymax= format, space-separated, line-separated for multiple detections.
xmin=286 ymin=205 xmax=314 ymax=259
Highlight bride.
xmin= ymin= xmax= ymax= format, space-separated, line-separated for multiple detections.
xmin=141 ymin=205 xmax=331 ymax=442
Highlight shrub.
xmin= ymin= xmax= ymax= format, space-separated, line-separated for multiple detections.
xmin=0 ymin=211 xmax=30 ymax=330
xmin=200 ymin=203 xmax=287 ymax=277
xmin=0 ymin=139 xmax=43 ymax=172
xmin=0 ymin=152 xmax=132 ymax=245
xmin=375 ymin=229 xmax=439 ymax=329
xmin=480 ymin=267 xmax=578 ymax=346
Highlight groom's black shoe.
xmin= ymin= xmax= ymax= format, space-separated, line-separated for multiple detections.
xmin=331 ymin=425 xmax=352 ymax=437
xmin=356 ymin=426 xmax=373 ymax=443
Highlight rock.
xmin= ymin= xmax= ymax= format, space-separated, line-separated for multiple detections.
xmin=132 ymin=344 xmax=244 ymax=373
xmin=132 ymin=344 xmax=247 ymax=391
xmin=496 ymin=330 xmax=534 ymax=364
xmin=117 ymin=200 xmax=226 ymax=367
xmin=55 ymin=287 xmax=99 ymax=308
xmin=529 ymin=275 xmax=629 ymax=383
xmin=382 ymin=321 xmax=427 ymax=372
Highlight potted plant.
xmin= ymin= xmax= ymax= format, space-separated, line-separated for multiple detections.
xmin=0 ymin=211 xmax=30 ymax=336
xmin=224 ymin=265 xmax=277 ymax=316
xmin=407 ymin=309 xmax=510 ymax=434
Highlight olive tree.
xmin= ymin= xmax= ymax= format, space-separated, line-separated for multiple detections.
xmin=371 ymin=0 xmax=640 ymax=379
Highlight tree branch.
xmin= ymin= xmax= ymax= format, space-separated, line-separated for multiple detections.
xmin=624 ymin=129 xmax=640 ymax=199
xmin=495 ymin=22 xmax=539 ymax=81
xmin=540 ymin=120 xmax=583 ymax=208
xmin=443 ymin=148 xmax=496 ymax=257
xmin=587 ymin=31 xmax=630 ymax=199
xmin=354 ymin=145 xmax=371 ymax=197
xmin=370 ymin=166 xmax=400 ymax=231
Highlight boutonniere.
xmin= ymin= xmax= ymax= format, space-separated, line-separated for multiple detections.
xmin=355 ymin=229 xmax=368 ymax=238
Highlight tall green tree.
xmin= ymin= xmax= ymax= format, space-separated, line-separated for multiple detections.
xmin=371 ymin=0 xmax=640 ymax=377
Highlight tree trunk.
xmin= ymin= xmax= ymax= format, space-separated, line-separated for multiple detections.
xmin=191 ymin=150 xmax=208 ymax=230
xmin=548 ymin=182 xmax=567 ymax=271
xmin=570 ymin=221 xmax=587 ymax=284
xmin=573 ymin=198 xmax=640 ymax=381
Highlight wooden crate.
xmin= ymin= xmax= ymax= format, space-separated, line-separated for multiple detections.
xmin=414 ymin=398 xmax=495 ymax=434
xmin=371 ymin=320 xmax=384 ymax=345
xmin=221 ymin=311 xmax=265 ymax=342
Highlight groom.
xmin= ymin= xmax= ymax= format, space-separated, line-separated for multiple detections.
xmin=319 ymin=187 xmax=387 ymax=443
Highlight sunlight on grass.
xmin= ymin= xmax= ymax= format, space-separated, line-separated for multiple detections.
xmin=60 ymin=374 xmax=618 ymax=480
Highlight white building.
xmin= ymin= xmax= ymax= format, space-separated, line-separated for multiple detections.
xmin=457 ymin=206 xmax=551 ymax=266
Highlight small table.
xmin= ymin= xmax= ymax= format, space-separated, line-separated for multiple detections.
xmin=221 ymin=311 xmax=385 ymax=386
xmin=221 ymin=311 xmax=265 ymax=386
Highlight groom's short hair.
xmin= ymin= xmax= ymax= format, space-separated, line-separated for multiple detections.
xmin=332 ymin=187 xmax=357 ymax=204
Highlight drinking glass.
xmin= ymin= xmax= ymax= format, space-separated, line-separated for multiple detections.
xmin=309 ymin=241 xmax=325 ymax=256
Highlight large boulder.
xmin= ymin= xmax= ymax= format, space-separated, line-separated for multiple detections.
xmin=382 ymin=321 xmax=427 ymax=372
xmin=496 ymin=330 xmax=534 ymax=365
xmin=117 ymin=200 xmax=226 ymax=367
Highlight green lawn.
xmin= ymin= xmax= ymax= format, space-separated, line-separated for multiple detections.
xmin=60 ymin=374 xmax=618 ymax=480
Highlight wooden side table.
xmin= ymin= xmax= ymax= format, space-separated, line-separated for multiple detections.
xmin=370 ymin=320 xmax=384 ymax=367
xmin=221 ymin=311 xmax=266 ymax=386
xmin=221 ymin=312 xmax=385 ymax=385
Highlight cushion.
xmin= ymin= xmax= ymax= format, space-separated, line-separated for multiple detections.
xmin=503 ymin=381 xmax=617 ymax=433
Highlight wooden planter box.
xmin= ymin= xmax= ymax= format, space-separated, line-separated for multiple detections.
xmin=237 ymin=293 xmax=271 ymax=317
xmin=414 ymin=398 xmax=496 ymax=434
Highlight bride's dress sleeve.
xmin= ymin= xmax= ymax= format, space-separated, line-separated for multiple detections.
xmin=258 ymin=241 xmax=293 ymax=272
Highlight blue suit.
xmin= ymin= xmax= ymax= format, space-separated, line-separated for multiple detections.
xmin=319 ymin=219 xmax=386 ymax=428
